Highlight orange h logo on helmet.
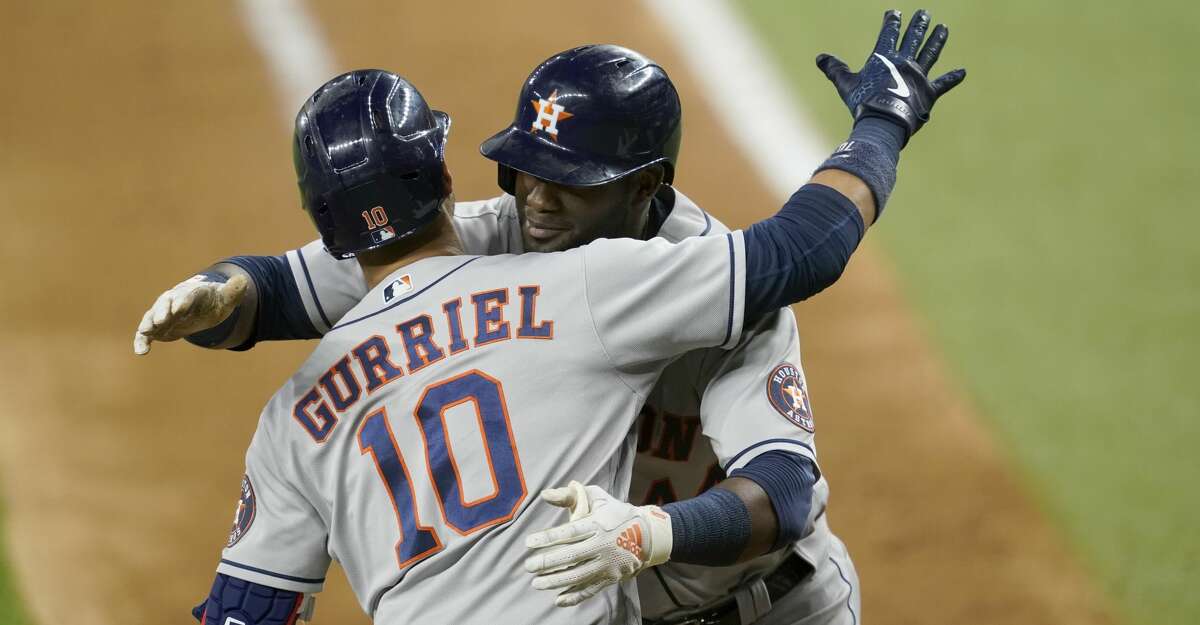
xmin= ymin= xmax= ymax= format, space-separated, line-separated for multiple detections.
xmin=529 ymin=90 xmax=574 ymax=141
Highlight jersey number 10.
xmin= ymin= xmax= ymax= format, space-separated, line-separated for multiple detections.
xmin=358 ymin=370 xmax=527 ymax=570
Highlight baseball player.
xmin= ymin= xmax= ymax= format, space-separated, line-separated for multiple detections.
xmin=150 ymin=12 xmax=963 ymax=625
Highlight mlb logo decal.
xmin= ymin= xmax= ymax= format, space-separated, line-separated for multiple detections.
xmin=227 ymin=474 xmax=256 ymax=547
xmin=766 ymin=363 xmax=814 ymax=432
xmin=370 ymin=225 xmax=397 ymax=244
xmin=383 ymin=274 xmax=413 ymax=302
xmin=529 ymin=89 xmax=574 ymax=141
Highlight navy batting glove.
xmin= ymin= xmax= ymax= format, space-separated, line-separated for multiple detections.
xmin=816 ymin=9 xmax=966 ymax=144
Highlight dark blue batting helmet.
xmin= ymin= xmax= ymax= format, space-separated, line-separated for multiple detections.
xmin=479 ymin=44 xmax=682 ymax=194
xmin=294 ymin=69 xmax=451 ymax=259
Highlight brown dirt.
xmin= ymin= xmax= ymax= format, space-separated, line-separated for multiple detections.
xmin=0 ymin=1 xmax=1114 ymax=624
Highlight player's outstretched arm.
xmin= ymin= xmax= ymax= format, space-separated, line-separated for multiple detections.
xmin=132 ymin=267 xmax=253 ymax=354
xmin=132 ymin=243 xmax=359 ymax=354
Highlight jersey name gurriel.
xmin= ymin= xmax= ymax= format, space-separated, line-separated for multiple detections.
xmin=292 ymin=285 xmax=554 ymax=442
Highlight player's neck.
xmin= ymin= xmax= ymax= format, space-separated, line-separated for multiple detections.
xmin=357 ymin=215 xmax=464 ymax=290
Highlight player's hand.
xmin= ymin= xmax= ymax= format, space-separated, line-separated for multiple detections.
xmin=524 ymin=481 xmax=672 ymax=607
xmin=816 ymin=9 xmax=965 ymax=143
xmin=133 ymin=273 xmax=248 ymax=355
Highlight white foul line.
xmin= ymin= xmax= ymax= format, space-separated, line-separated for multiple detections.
xmin=641 ymin=0 xmax=830 ymax=202
xmin=237 ymin=0 xmax=337 ymax=125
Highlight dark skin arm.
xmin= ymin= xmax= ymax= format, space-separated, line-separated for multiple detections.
xmin=713 ymin=476 xmax=779 ymax=561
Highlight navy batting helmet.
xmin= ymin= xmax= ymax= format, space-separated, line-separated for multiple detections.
xmin=294 ymin=69 xmax=451 ymax=259
xmin=479 ymin=44 xmax=682 ymax=194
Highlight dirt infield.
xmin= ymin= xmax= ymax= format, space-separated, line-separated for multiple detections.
xmin=0 ymin=1 xmax=1113 ymax=624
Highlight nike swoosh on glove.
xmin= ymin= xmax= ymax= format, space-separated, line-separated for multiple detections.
xmin=816 ymin=8 xmax=966 ymax=143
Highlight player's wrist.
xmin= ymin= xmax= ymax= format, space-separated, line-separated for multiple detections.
xmin=814 ymin=117 xmax=902 ymax=219
xmin=640 ymin=504 xmax=673 ymax=567
xmin=662 ymin=487 xmax=752 ymax=566
xmin=181 ymin=271 xmax=244 ymax=349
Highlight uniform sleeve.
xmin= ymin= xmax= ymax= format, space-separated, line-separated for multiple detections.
xmin=694 ymin=308 xmax=818 ymax=472
xmin=217 ymin=414 xmax=331 ymax=594
xmin=582 ymin=232 xmax=746 ymax=375
xmin=283 ymin=239 xmax=369 ymax=334
xmin=450 ymin=195 xmax=524 ymax=255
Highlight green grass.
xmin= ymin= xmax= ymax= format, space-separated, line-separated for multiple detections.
xmin=0 ymin=511 xmax=28 ymax=625
xmin=735 ymin=2 xmax=1200 ymax=624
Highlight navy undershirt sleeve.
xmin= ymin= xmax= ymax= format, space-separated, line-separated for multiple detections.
xmin=225 ymin=255 xmax=320 ymax=349
xmin=742 ymin=183 xmax=865 ymax=326
xmin=729 ymin=450 xmax=818 ymax=550
xmin=184 ymin=254 xmax=320 ymax=351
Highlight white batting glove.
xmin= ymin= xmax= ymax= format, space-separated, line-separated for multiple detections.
xmin=524 ymin=481 xmax=672 ymax=607
xmin=132 ymin=273 xmax=248 ymax=355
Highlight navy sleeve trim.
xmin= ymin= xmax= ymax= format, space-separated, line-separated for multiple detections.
xmin=332 ymin=257 xmax=483 ymax=332
xmin=223 ymin=255 xmax=320 ymax=346
xmin=722 ymin=438 xmax=815 ymax=472
xmin=295 ymin=248 xmax=333 ymax=329
xmin=723 ymin=233 xmax=736 ymax=347
xmin=699 ymin=210 xmax=713 ymax=236
xmin=830 ymin=556 xmax=860 ymax=625
xmin=218 ymin=559 xmax=325 ymax=584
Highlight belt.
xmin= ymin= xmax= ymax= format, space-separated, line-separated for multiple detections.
xmin=645 ymin=553 xmax=815 ymax=625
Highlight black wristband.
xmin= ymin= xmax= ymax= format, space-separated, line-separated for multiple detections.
xmin=663 ymin=487 xmax=752 ymax=566
xmin=814 ymin=117 xmax=905 ymax=218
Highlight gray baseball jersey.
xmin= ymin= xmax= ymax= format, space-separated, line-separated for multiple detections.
xmin=220 ymin=231 xmax=748 ymax=625
xmin=278 ymin=190 xmax=845 ymax=619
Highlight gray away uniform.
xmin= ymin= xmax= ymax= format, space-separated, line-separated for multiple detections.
xmin=259 ymin=189 xmax=859 ymax=624
xmin=222 ymin=231 xmax=747 ymax=624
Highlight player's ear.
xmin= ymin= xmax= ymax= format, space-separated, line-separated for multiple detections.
xmin=441 ymin=162 xmax=454 ymax=196
xmin=631 ymin=165 xmax=664 ymax=205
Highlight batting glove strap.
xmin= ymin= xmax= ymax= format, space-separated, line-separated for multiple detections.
xmin=525 ymin=484 xmax=672 ymax=607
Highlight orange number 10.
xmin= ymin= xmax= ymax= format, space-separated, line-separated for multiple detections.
xmin=362 ymin=206 xmax=389 ymax=230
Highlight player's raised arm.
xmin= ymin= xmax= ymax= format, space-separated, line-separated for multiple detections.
xmin=525 ymin=8 xmax=964 ymax=607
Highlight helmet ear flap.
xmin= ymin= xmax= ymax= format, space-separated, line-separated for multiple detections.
xmin=497 ymin=164 xmax=517 ymax=195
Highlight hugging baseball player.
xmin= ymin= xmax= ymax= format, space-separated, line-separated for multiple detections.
xmin=138 ymin=10 xmax=963 ymax=625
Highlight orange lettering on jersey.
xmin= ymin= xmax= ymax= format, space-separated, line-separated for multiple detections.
xmin=441 ymin=298 xmax=470 ymax=354
xmin=471 ymin=288 xmax=511 ymax=347
xmin=652 ymin=412 xmax=701 ymax=462
xmin=293 ymin=387 xmax=338 ymax=443
xmin=636 ymin=405 xmax=658 ymax=454
xmin=396 ymin=314 xmax=446 ymax=373
xmin=516 ymin=285 xmax=553 ymax=339
xmin=696 ymin=463 xmax=726 ymax=496
xmin=641 ymin=478 xmax=678 ymax=507
xmin=351 ymin=335 xmax=405 ymax=393
xmin=318 ymin=355 xmax=363 ymax=412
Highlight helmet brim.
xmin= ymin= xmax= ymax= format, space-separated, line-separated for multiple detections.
xmin=479 ymin=125 xmax=660 ymax=188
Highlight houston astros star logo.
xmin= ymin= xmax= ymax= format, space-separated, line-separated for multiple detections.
xmin=530 ymin=90 xmax=573 ymax=140
xmin=766 ymin=363 xmax=815 ymax=432
xmin=227 ymin=474 xmax=257 ymax=547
